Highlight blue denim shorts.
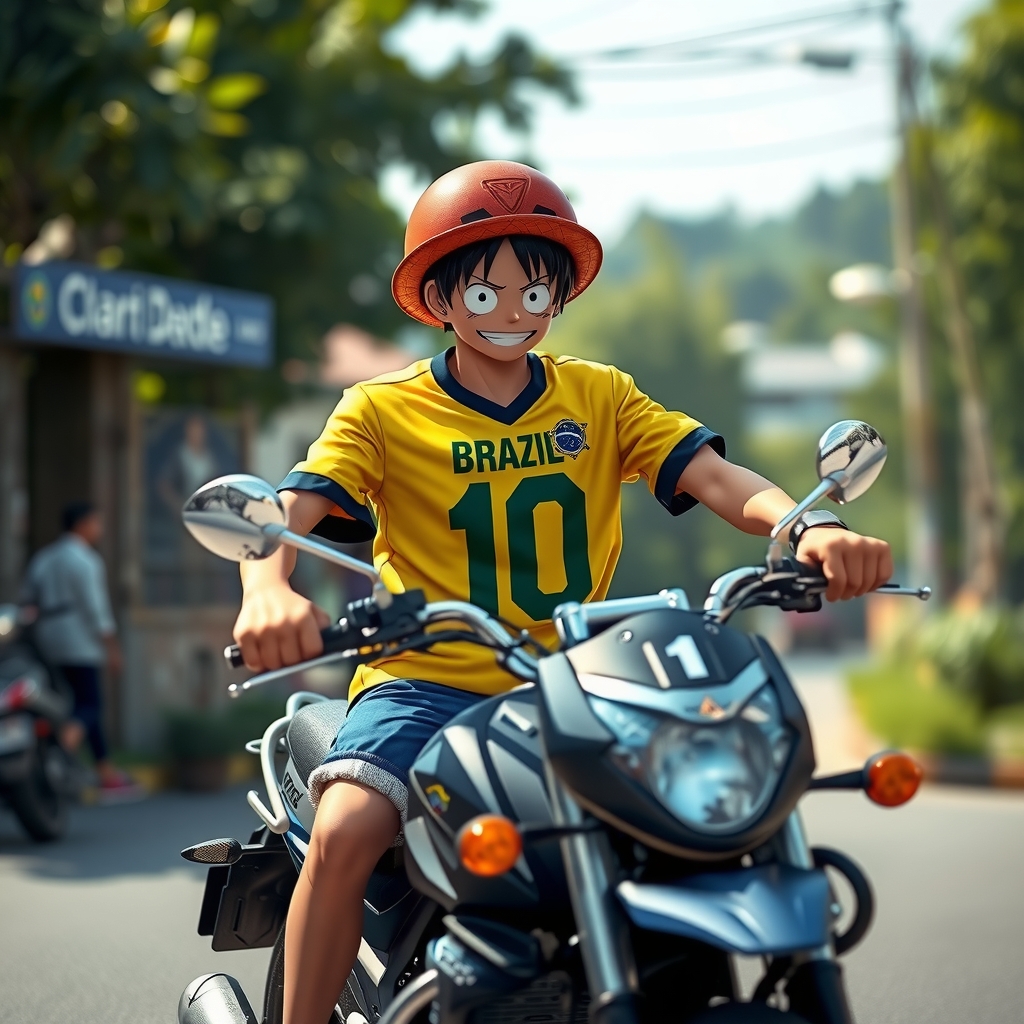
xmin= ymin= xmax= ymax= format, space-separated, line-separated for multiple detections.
xmin=306 ymin=679 xmax=485 ymax=828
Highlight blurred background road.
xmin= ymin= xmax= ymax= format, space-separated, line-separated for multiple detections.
xmin=2 ymin=654 xmax=1023 ymax=1024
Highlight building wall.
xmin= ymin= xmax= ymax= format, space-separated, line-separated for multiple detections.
xmin=0 ymin=342 xmax=252 ymax=752
xmin=0 ymin=346 xmax=28 ymax=603
xmin=123 ymin=606 xmax=240 ymax=751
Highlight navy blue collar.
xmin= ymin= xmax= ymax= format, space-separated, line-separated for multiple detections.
xmin=430 ymin=347 xmax=547 ymax=425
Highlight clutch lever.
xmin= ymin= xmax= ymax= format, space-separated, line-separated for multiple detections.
xmin=225 ymin=589 xmax=428 ymax=696
xmin=227 ymin=649 xmax=356 ymax=697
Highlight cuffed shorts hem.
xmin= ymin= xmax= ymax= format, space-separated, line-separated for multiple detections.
xmin=307 ymin=754 xmax=408 ymax=847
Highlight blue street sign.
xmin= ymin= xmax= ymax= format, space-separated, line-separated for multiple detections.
xmin=13 ymin=261 xmax=274 ymax=367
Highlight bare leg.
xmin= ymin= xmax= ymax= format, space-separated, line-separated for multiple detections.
xmin=284 ymin=780 xmax=400 ymax=1024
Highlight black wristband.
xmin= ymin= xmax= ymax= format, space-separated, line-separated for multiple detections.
xmin=789 ymin=509 xmax=848 ymax=556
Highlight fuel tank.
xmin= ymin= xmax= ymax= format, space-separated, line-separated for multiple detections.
xmin=405 ymin=687 xmax=568 ymax=912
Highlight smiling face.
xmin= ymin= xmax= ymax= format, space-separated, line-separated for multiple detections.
xmin=423 ymin=238 xmax=558 ymax=361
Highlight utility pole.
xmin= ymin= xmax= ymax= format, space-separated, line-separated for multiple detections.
xmin=923 ymin=155 xmax=1003 ymax=602
xmin=887 ymin=1 xmax=943 ymax=596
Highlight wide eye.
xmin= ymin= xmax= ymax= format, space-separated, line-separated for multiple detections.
xmin=464 ymin=285 xmax=498 ymax=314
xmin=522 ymin=283 xmax=551 ymax=315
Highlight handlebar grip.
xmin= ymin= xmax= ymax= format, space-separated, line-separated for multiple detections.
xmin=319 ymin=622 xmax=358 ymax=653
xmin=223 ymin=621 xmax=358 ymax=670
xmin=795 ymin=558 xmax=826 ymax=579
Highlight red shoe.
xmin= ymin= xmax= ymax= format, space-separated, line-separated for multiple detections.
xmin=97 ymin=771 xmax=147 ymax=804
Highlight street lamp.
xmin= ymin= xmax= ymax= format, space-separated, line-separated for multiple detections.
xmin=829 ymin=263 xmax=906 ymax=305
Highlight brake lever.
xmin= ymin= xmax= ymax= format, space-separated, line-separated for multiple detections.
xmin=877 ymin=583 xmax=932 ymax=600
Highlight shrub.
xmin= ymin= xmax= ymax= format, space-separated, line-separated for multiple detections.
xmin=164 ymin=698 xmax=281 ymax=761
xmin=848 ymin=663 xmax=986 ymax=755
xmin=912 ymin=607 xmax=1024 ymax=710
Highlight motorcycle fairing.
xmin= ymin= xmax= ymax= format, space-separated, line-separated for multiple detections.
xmin=406 ymin=690 xmax=568 ymax=912
xmin=538 ymin=611 xmax=816 ymax=860
xmin=616 ymin=864 xmax=831 ymax=955
xmin=564 ymin=609 xmax=757 ymax=688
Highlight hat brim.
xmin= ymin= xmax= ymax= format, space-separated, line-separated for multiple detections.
xmin=391 ymin=214 xmax=604 ymax=328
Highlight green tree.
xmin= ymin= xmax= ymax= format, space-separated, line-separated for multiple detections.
xmin=0 ymin=0 xmax=572 ymax=405
xmin=935 ymin=0 xmax=1024 ymax=599
xmin=548 ymin=219 xmax=753 ymax=601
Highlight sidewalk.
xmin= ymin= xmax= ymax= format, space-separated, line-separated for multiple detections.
xmin=779 ymin=650 xmax=878 ymax=774
xmin=780 ymin=649 xmax=1024 ymax=787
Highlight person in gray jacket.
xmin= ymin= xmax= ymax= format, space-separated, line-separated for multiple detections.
xmin=21 ymin=501 xmax=137 ymax=796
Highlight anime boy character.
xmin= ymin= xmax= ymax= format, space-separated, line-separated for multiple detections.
xmin=232 ymin=161 xmax=892 ymax=1024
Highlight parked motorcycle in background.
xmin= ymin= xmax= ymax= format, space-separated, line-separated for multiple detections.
xmin=175 ymin=421 xmax=930 ymax=1024
xmin=0 ymin=605 xmax=75 ymax=841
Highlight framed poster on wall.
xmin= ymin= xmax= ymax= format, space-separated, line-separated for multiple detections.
xmin=142 ymin=409 xmax=244 ymax=606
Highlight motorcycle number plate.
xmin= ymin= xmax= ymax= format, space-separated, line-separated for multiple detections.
xmin=0 ymin=715 xmax=33 ymax=755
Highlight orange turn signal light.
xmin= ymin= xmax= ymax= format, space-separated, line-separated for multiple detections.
xmin=457 ymin=814 xmax=522 ymax=876
xmin=865 ymin=751 xmax=922 ymax=807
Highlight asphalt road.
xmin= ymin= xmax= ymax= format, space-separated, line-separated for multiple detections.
xmin=1 ymin=781 xmax=1022 ymax=1024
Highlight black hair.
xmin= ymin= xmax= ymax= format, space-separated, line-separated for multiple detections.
xmin=423 ymin=235 xmax=576 ymax=331
xmin=62 ymin=500 xmax=96 ymax=533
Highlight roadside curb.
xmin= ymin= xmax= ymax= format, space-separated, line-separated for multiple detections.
xmin=916 ymin=753 xmax=1024 ymax=789
xmin=108 ymin=753 xmax=258 ymax=796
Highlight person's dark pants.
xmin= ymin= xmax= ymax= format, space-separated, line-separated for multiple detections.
xmin=59 ymin=665 xmax=108 ymax=763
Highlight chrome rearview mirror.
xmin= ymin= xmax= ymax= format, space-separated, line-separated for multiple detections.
xmin=183 ymin=475 xmax=287 ymax=561
xmin=815 ymin=420 xmax=887 ymax=504
xmin=182 ymin=474 xmax=388 ymax=600
xmin=770 ymin=421 xmax=887 ymax=544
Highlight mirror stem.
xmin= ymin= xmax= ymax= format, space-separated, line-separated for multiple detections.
xmin=769 ymin=478 xmax=837 ymax=541
xmin=264 ymin=524 xmax=384 ymax=586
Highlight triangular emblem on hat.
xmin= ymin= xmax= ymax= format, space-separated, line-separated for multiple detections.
xmin=481 ymin=177 xmax=529 ymax=213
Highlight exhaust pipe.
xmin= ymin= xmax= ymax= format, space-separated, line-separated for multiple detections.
xmin=178 ymin=974 xmax=258 ymax=1024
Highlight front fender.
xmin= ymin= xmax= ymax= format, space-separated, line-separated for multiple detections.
xmin=616 ymin=864 xmax=830 ymax=956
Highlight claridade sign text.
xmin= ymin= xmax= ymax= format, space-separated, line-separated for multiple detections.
xmin=14 ymin=261 xmax=273 ymax=367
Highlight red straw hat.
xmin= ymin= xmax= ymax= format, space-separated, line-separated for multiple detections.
xmin=392 ymin=160 xmax=603 ymax=328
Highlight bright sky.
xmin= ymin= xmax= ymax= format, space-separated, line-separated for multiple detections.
xmin=384 ymin=0 xmax=985 ymax=245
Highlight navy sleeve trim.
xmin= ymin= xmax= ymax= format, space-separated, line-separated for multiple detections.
xmin=654 ymin=427 xmax=727 ymax=517
xmin=278 ymin=471 xmax=376 ymax=544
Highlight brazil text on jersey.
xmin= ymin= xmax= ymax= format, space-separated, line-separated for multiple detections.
xmin=452 ymin=434 xmax=566 ymax=474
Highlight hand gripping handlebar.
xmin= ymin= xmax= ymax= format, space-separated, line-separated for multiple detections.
xmin=224 ymin=619 xmax=357 ymax=669
xmin=223 ymin=591 xmax=429 ymax=695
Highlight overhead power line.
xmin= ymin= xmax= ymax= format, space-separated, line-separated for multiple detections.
xmin=555 ymin=122 xmax=893 ymax=170
xmin=569 ymin=1 xmax=893 ymax=63
xmin=578 ymin=77 xmax=877 ymax=119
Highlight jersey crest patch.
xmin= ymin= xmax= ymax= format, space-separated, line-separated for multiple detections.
xmin=548 ymin=418 xmax=590 ymax=460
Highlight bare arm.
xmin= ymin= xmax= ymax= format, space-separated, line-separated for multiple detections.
xmin=235 ymin=489 xmax=337 ymax=671
xmin=677 ymin=444 xmax=893 ymax=601
xmin=238 ymin=489 xmax=335 ymax=592
xmin=676 ymin=445 xmax=797 ymax=540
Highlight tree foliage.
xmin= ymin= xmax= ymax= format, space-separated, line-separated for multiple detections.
xmin=551 ymin=183 xmax=909 ymax=601
xmin=0 ymin=0 xmax=573 ymax=406
xmin=935 ymin=0 xmax=1024 ymax=597
xmin=547 ymin=219 xmax=754 ymax=601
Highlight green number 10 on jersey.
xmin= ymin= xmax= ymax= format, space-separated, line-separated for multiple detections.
xmin=448 ymin=472 xmax=591 ymax=621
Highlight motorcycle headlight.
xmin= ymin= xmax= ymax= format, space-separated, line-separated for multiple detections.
xmin=589 ymin=684 xmax=792 ymax=835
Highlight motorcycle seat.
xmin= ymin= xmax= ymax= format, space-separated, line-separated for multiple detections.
xmin=286 ymin=699 xmax=348 ymax=787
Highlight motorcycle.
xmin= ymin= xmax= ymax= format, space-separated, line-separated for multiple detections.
xmin=175 ymin=420 xmax=930 ymax=1024
xmin=0 ymin=604 xmax=75 ymax=841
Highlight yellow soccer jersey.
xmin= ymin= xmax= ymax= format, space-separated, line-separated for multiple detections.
xmin=280 ymin=348 xmax=723 ymax=700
